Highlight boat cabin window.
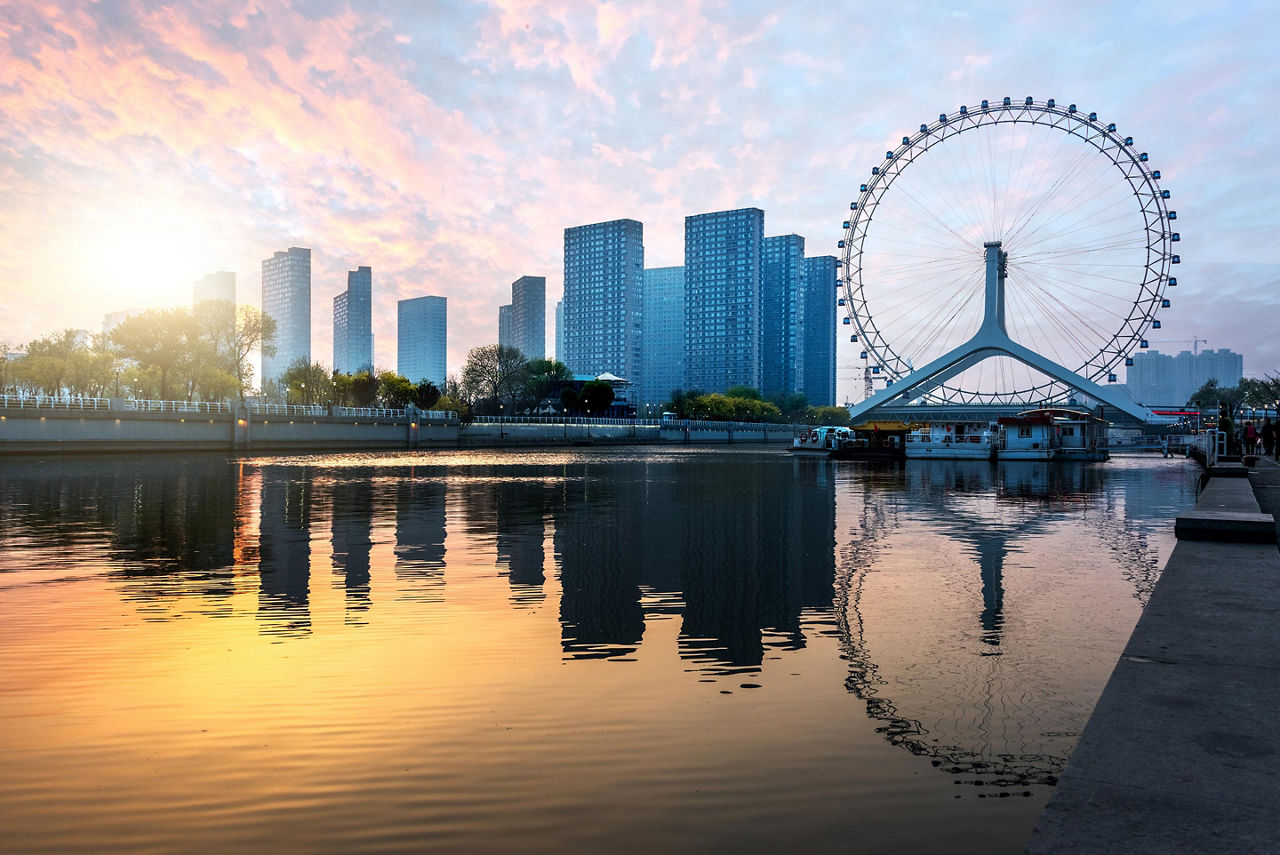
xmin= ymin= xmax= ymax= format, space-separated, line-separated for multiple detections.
xmin=1062 ymin=427 xmax=1075 ymax=436
xmin=1018 ymin=427 xmax=1033 ymax=438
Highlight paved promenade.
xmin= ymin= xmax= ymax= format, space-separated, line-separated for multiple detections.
xmin=1030 ymin=457 xmax=1280 ymax=853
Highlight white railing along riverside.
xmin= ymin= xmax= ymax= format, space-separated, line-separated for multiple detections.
xmin=335 ymin=406 xmax=406 ymax=420
xmin=249 ymin=403 xmax=327 ymax=417
xmin=125 ymin=399 xmax=232 ymax=414
xmin=471 ymin=415 xmax=804 ymax=432
xmin=0 ymin=394 xmax=111 ymax=410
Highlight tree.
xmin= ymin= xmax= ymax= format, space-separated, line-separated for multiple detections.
xmin=560 ymin=387 xmax=580 ymax=413
xmin=1188 ymin=378 xmax=1245 ymax=419
xmin=725 ymin=385 xmax=762 ymax=401
xmin=523 ymin=358 xmax=574 ymax=406
xmin=280 ymin=358 xmax=333 ymax=405
xmin=410 ymin=380 xmax=441 ymax=409
xmin=461 ymin=344 xmax=528 ymax=405
xmin=213 ymin=304 xmax=276 ymax=397
xmin=350 ymin=370 xmax=377 ymax=407
xmin=110 ymin=309 xmax=193 ymax=400
xmin=805 ymin=405 xmax=852 ymax=426
xmin=435 ymin=394 xmax=470 ymax=422
xmin=21 ymin=329 xmax=84 ymax=395
xmin=578 ymin=380 xmax=616 ymax=415
xmin=376 ymin=370 xmax=414 ymax=408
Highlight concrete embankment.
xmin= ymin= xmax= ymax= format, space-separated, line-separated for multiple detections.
xmin=1029 ymin=459 xmax=1280 ymax=853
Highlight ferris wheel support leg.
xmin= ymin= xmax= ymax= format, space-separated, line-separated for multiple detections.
xmin=993 ymin=339 xmax=1156 ymax=423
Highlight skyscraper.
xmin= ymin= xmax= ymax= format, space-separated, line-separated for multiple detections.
xmin=762 ymin=234 xmax=806 ymax=399
xmin=684 ymin=208 xmax=764 ymax=393
xmin=498 ymin=304 xmax=512 ymax=348
xmin=333 ymin=266 xmax=373 ymax=375
xmin=803 ymin=256 xmax=838 ymax=407
xmin=194 ymin=271 xmax=235 ymax=307
xmin=1125 ymin=348 xmax=1243 ymax=405
xmin=261 ymin=247 xmax=311 ymax=382
xmin=398 ymin=295 xmax=447 ymax=386
xmin=509 ymin=275 xmax=546 ymax=359
xmin=562 ymin=219 xmax=643 ymax=379
xmin=555 ymin=300 xmax=563 ymax=362
xmin=641 ymin=266 xmax=685 ymax=406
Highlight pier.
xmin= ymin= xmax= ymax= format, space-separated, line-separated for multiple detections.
xmin=1030 ymin=458 xmax=1280 ymax=852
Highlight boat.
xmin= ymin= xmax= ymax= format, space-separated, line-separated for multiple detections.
xmin=904 ymin=422 xmax=997 ymax=460
xmin=791 ymin=423 xmax=906 ymax=460
xmin=996 ymin=414 xmax=1058 ymax=460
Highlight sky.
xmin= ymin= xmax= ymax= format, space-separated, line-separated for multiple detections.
xmin=2 ymin=0 xmax=1278 ymax=402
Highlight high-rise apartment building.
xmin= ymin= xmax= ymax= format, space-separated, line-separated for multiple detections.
xmin=261 ymin=247 xmax=311 ymax=382
xmin=803 ymin=256 xmax=838 ymax=407
xmin=194 ymin=271 xmax=235 ymax=307
xmin=398 ymin=295 xmax=447 ymax=387
xmin=555 ymin=300 xmax=564 ymax=363
xmin=562 ymin=219 xmax=643 ymax=380
xmin=762 ymin=234 xmax=806 ymax=399
xmin=498 ymin=304 xmax=512 ymax=349
xmin=509 ymin=275 xmax=546 ymax=359
xmin=1126 ymin=348 xmax=1244 ymax=406
xmin=333 ymin=266 xmax=373 ymax=375
xmin=641 ymin=266 xmax=685 ymax=406
xmin=684 ymin=208 xmax=764 ymax=393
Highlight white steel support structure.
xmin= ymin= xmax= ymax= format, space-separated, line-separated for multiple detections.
xmin=848 ymin=243 xmax=1156 ymax=423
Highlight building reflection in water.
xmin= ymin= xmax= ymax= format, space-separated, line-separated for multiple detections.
xmin=496 ymin=480 xmax=549 ymax=608
xmin=330 ymin=470 xmax=374 ymax=624
xmin=257 ymin=466 xmax=313 ymax=637
xmin=394 ymin=473 xmax=447 ymax=602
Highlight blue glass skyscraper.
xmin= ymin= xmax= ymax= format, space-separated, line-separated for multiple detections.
xmin=333 ymin=266 xmax=373 ymax=374
xmin=762 ymin=234 xmax=806 ymax=399
xmin=397 ymin=295 xmax=447 ymax=387
xmin=261 ymin=247 xmax=311 ymax=383
xmin=562 ymin=219 xmax=643 ymax=379
xmin=803 ymin=256 xmax=838 ymax=407
xmin=641 ymin=266 xmax=685 ymax=406
xmin=684 ymin=208 xmax=763 ymax=393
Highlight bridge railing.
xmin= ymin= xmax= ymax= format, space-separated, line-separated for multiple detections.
xmin=0 ymin=394 xmax=112 ymax=410
xmin=125 ymin=399 xmax=232 ymax=414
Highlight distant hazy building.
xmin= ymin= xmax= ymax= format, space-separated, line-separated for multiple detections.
xmin=333 ymin=266 xmax=373 ymax=375
xmin=193 ymin=271 xmax=235 ymax=307
xmin=802 ymin=256 xmax=838 ymax=407
xmin=398 ymin=295 xmax=447 ymax=386
xmin=508 ymin=275 xmax=546 ymax=359
xmin=762 ymin=234 xmax=806 ymax=399
xmin=555 ymin=300 xmax=564 ymax=363
xmin=684 ymin=208 xmax=764 ymax=393
xmin=1126 ymin=348 xmax=1244 ymax=406
xmin=498 ymin=303 xmax=512 ymax=349
xmin=641 ymin=266 xmax=685 ymax=406
xmin=562 ymin=219 xmax=643 ymax=380
xmin=102 ymin=308 xmax=144 ymax=336
xmin=261 ymin=247 xmax=311 ymax=382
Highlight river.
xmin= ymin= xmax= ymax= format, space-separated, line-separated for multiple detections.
xmin=0 ymin=447 xmax=1197 ymax=852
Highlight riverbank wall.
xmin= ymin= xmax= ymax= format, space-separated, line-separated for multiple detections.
xmin=0 ymin=401 xmax=799 ymax=454
xmin=1029 ymin=459 xmax=1280 ymax=852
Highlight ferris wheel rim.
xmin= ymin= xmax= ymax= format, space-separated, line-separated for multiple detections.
xmin=841 ymin=97 xmax=1174 ymax=406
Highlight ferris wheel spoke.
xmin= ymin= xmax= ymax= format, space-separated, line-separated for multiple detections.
xmin=1008 ymin=268 xmax=1122 ymax=348
xmin=1013 ymin=191 xmax=1141 ymax=253
xmin=1010 ymin=260 xmax=1143 ymax=304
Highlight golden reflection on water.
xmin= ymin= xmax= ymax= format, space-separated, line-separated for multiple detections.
xmin=0 ymin=448 xmax=1196 ymax=853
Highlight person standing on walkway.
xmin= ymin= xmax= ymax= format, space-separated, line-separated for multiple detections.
xmin=1244 ymin=420 xmax=1259 ymax=455
xmin=1262 ymin=417 xmax=1275 ymax=459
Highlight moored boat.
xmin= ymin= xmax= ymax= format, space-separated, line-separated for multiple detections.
xmin=904 ymin=422 xmax=996 ymax=460
xmin=996 ymin=414 xmax=1058 ymax=460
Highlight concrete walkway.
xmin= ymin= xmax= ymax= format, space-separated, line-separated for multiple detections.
xmin=1029 ymin=460 xmax=1280 ymax=853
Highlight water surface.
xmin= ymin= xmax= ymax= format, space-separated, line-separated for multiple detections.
xmin=0 ymin=447 xmax=1196 ymax=852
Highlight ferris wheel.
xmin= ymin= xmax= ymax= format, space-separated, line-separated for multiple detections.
xmin=841 ymin=97 xmax=1177 ymax=407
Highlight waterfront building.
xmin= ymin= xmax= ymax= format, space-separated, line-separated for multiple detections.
xmin=684 ymin=208 xmax=764 ymax=393
xmin=555 ymin=300 xmax=564 ymax=362
xmin=261 ymin=247 xmax=311 ymax=382
xmin=561 ymin=219 xmax=643 ymax=379
xmin=803 ymin=256 xmax=839 ymax=407
xmin=507 ymin=275 xmax=546 ymax=359
xmin=498 ymin=304 xmax=512 ymax=349
xmin=333 ymin=266 xmax=373 ymax=375
xmin=641 ymin=266 xmax=685 ymax=406
xmin=397 ymin=295 xmax=447 ymax=386
xmin=1126 ymin=348 xmax=1244 ymax=406
xmin=193 ymin=271 xmax=235 ymax=307
xmin=762 ymin=235 xmax=806 ymax=399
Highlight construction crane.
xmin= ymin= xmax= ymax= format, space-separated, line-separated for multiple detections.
xmin=1159 ymin=337 xmax=1208 ymax=356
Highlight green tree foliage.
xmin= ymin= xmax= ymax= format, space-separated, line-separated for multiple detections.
xmin=523 ymin=358 xmax=573 ymax=406
xmin=435 ymin=394 xmax=470 ymax=422
xmin=109 ymin=309 xmax=195 ymax=400
xmin=376 ymin=370 xmax=414 ymax=408
xmin=804 ymin=405 xmax=852 ymax=426
xmin=724 ymin=385 xmax=762 ymax=401
xmin=771 ymin=392 xmax=809 ymax=421
xmin=350 ymin=370 xmax=377 ymax=407
xmin=461 ymin=344 xmax=528 ymax=405
xmin=202 ymin=303 xmax=276 ymax=397
xmin=560 ymin=387 xmax=580 ymax=413
xmin=280 ymin=358 xmax=334 ymax=405
xmin=682 ymin=392 xmax=783 ymax=422
xmin=410 ymin=380 xmax=441 ymax=409
xmin=578 ymin=380 xmax=616 ymax=415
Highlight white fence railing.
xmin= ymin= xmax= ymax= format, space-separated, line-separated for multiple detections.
xmin=125 ymin=399 xmax=232 ymax=414
xmin=471 ymin=415 xmax=803 ymax=432
xmin=249 ymin=403 xmax=327 ymax=417
xmin=0 ymin=394 xmax=111 ymax=410
xmin=335 ymin=407 xmax=407 ymax=420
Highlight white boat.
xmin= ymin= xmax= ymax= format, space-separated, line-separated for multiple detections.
xmin=791 ymin=426 xmax=851 ymax=457
xmin=904 ymin=423 xmax=996 ymax=460
xmin=997 ymin=415 xmax=1058 ymax=460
